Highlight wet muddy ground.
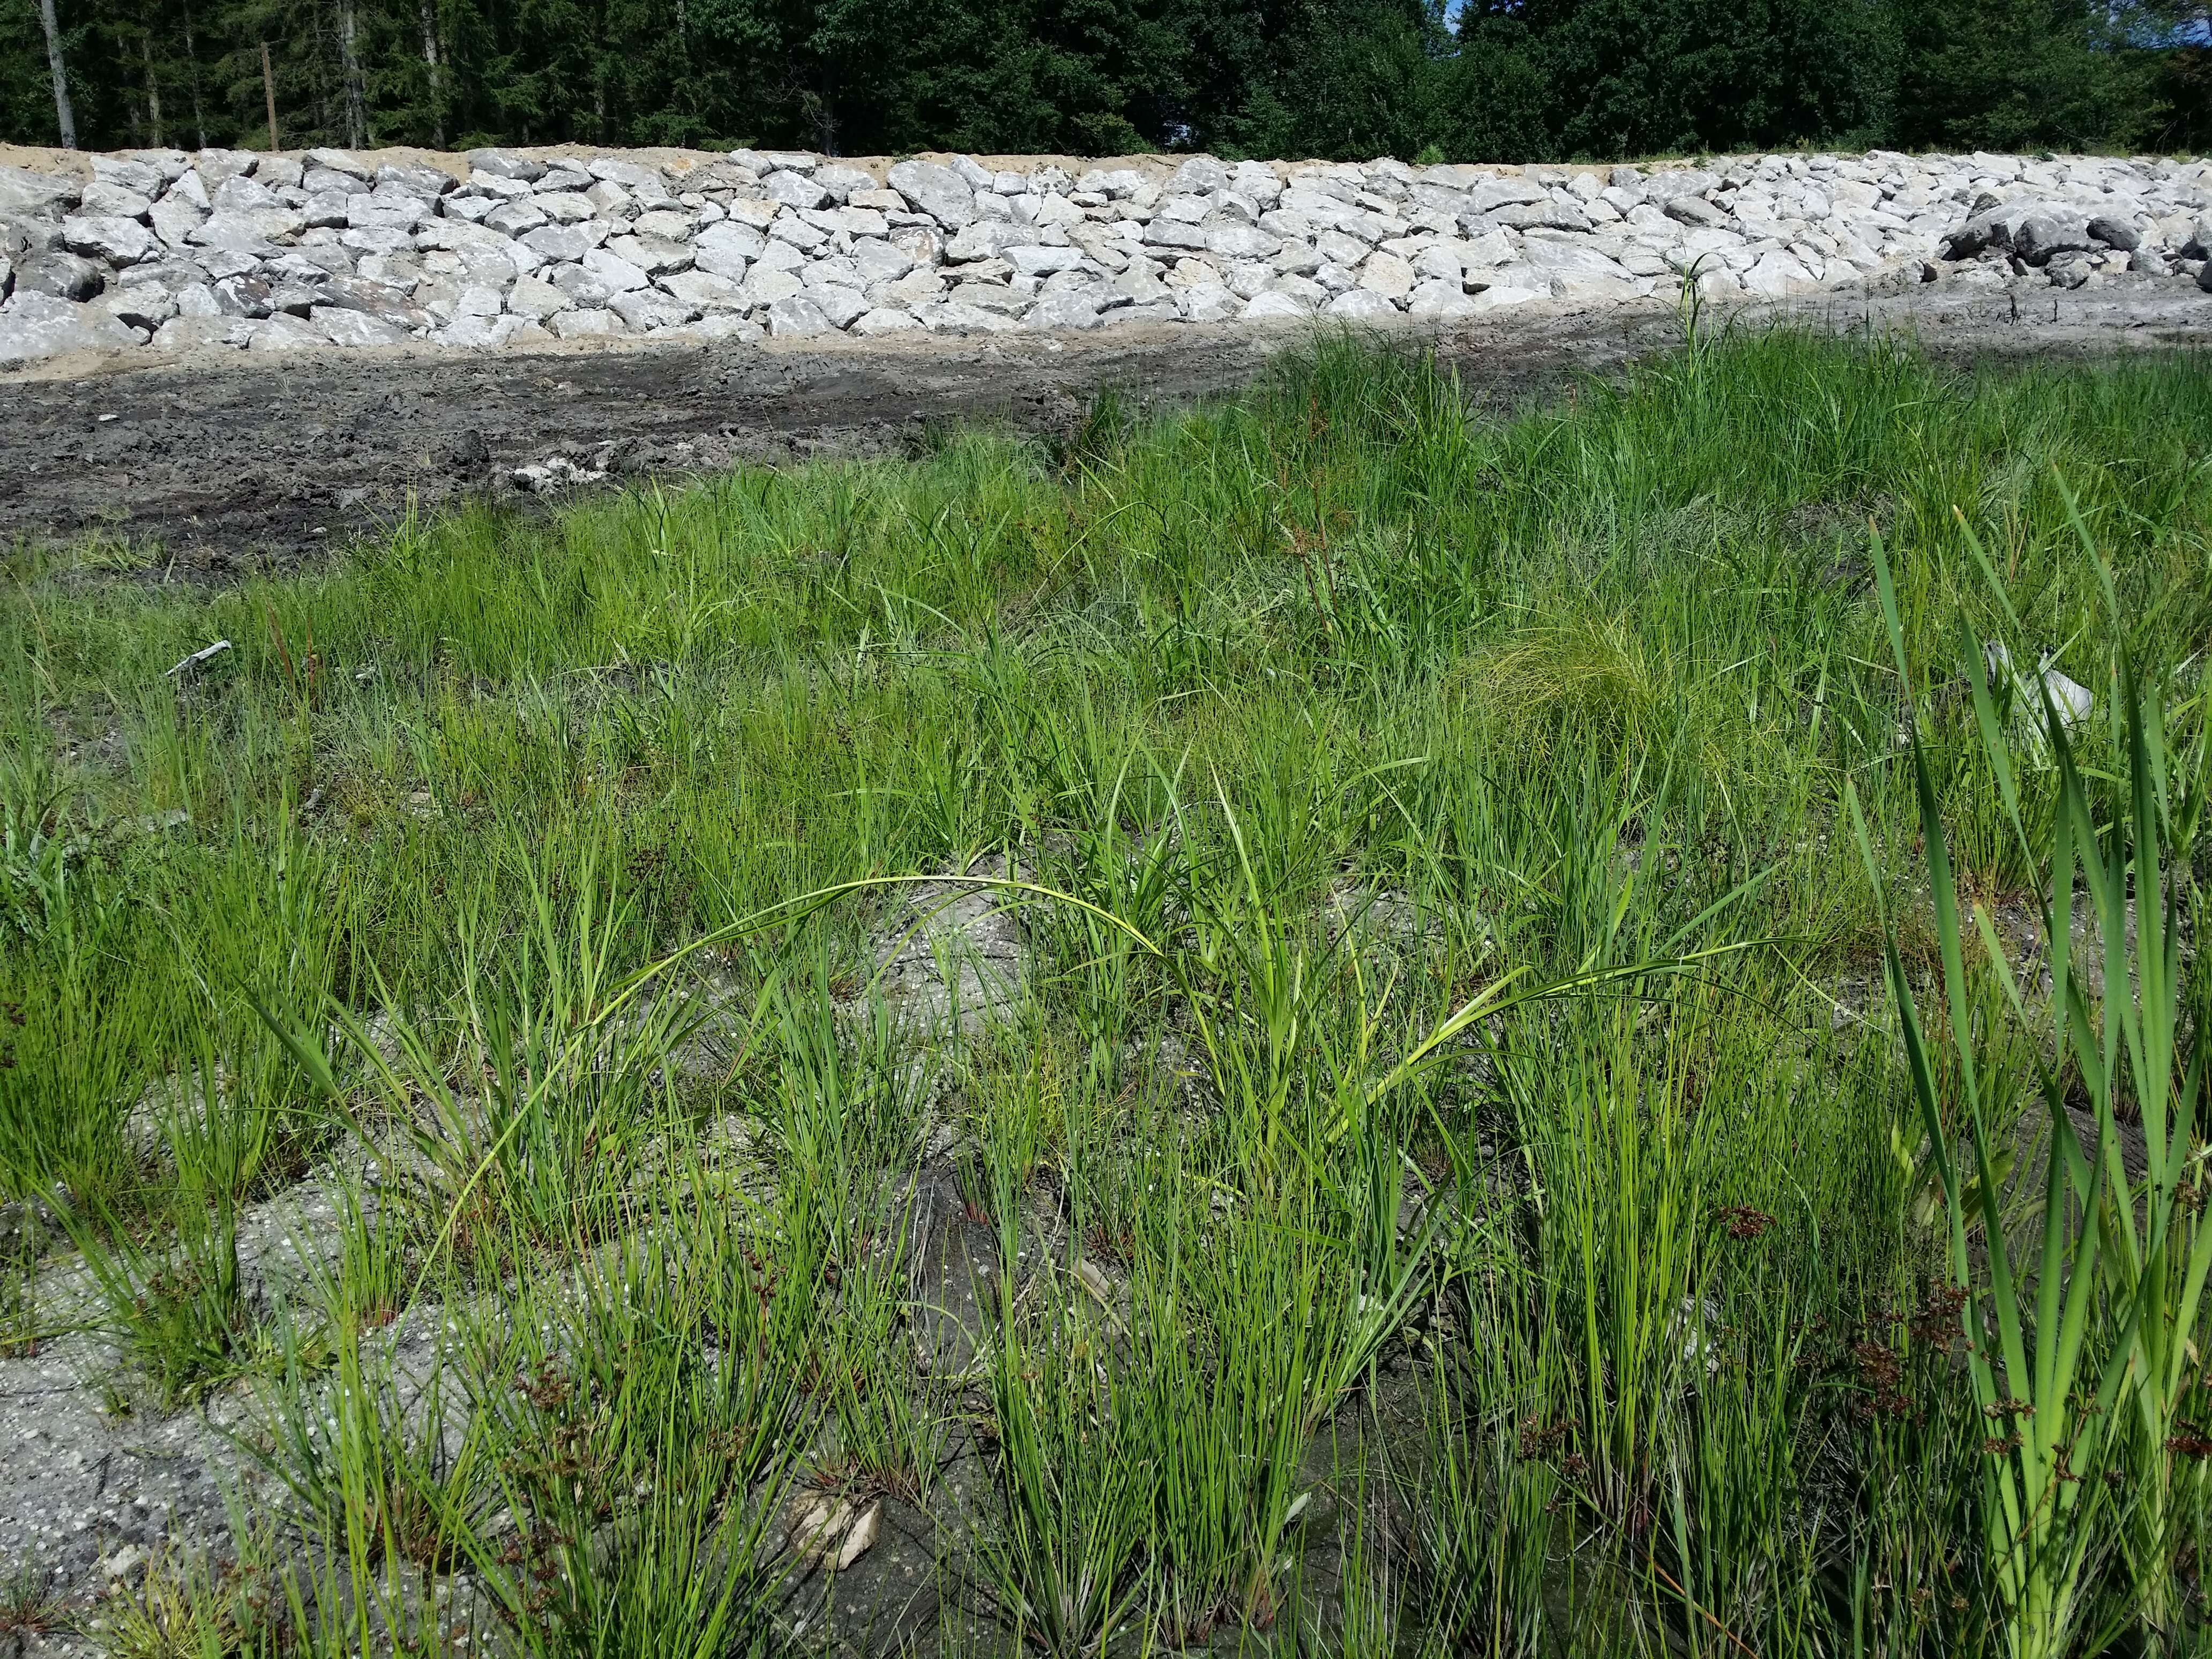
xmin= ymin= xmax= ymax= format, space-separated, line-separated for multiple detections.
xmin=5 ymin=278 xmax=2207 ymax=577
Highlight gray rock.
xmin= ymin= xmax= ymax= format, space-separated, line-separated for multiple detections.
xmin=945 ymin=220 xmax=1025 ymax=261
xmin=693 ymin=220 xmax=766 ymax=278
xmin=886 ymin=160 xmax=977 ymax=229
xmin=2196 ymin=259 xmax=2212 ymax=294
xmin=608 ymin=288 xmax=699 ymax=329
xmin=550 ymin=306 xmax=624 ymax=338
xmin=1242 ymin=289 xmax=1310 ymax=320
xmin=484 ymin=199 xmax=549 ymax=237
xmin=850 ymin=238 xmax=914 ymax=283
xmin=1142 ymin=219 xmax=1210 ymax=251
xmin=1494 ymin=200 xmax=1593 ymax=233
xmin=585 ymin=179 xmax=636 ymax=219
xmin=764 ymin=169 xmax=832 ymax=210
xmin=1323 ymin=288 xmax=1397 ymax=320
xmin=2012 ymin=213 xmax=2091 ymax=266
xmin=605 ymin=234 xmax=692 ymax=275
xmin=153 ymin=313 xmax=245 ymax=349
xmin=680 ymin=313 xmax=765 ymax=343
xmin=212 ymin=173 xmax=283 ymax=214
xmin=1029 ymin=288 xmax=1103 ymax=329
xmin=1466 ymin=178 xmax=1549 ymax=214
xmin=520 ymin=222 xmax=607 ymax=264
xmin=814 ymin=162 xmax=877 ymax=201
xmin=79 ymin=180 xmax=155 ymax=219
xmin=587 ymin=156 xmax=666 ymax=191
xmin=318 ymin=276 xmax=425 ymax=328
xmin=0 ymin=163 xmax=78 ymax=219
xmin=2087 ymin=215 xmax=2140 ymax=251
xmin=91 ymin=155 xmax=166 ymax=195
xmin=60 ymin=214 xmax=158 ymax=264
xmin=212 ymin=274 xmax=273 ymax=317
xmin=313 ymin=305 xmax=408 ymax=346
xmin=766 ymin=292 xmax=835 ymax=336
xmin=13 ymin=250 xmax=104 ymax=301
xmin=162 ymin=169 xmax=212 ymax=211
xmin=467 ymin=148 xmax=545 ymax=182
xmin=505 ymin=274 xmax=572 ymax=320
xmin=185 ymin=212 xmax=282 ymax=256
xmin=1005 ymin=245 xmax=1088 ymax=276
xmin=1207 ymin=222 xmax=1279 ymax=260
xmin=550 ymin=264 xmax=619 ymax=306
xmin=655 ymin=267 xmax=745 ymax=311
xmin=1663 ymin=195 xmax=1728 ymax=228
xmin=303 ymin=147 xmax=373 ymax=181
xmin=924 ymin=298 xmax=1020 ymax=332
xmin=0 ymin=290 xmax=138 ymax=360
xmin=851 ymin=306 xmax=918 ymax=334
xmin=581 ymin=246 xmax=650 ymax=292
xmin=808 ymin=285 xmax=866 ymax=328
xmin=376 ymin=161 xmax=456 ymax=198
xmin=438 ymin=312 xmax=525 ymax=348
xmin=1169 ymin=156 xmax=1232 ymax=196
xmin=100 ymin=281 xmax=178 ymax=330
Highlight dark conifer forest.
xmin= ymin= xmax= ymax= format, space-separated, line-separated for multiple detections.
xmin=10 ymin=0 xmax=2212 ymax=163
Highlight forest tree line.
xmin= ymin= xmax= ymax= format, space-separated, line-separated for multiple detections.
xmin=8 ymin=0 xmax=2212 ymax=166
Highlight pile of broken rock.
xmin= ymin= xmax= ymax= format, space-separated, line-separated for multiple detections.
xmin=2 ymin=144 xmax=2208 ymax=365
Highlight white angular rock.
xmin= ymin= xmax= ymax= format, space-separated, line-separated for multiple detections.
xmin=246 ymin=311 xmax=329 ymax=351
xmin=521 ymin=222 xmax=608 ymax=264
xmin=812 ymin=286 xmax=869 ymax=328
xmin=767 ymin=293 xmax=835 ymax=337
xmin=1358 ymin=250 xmax=1416 ymax=298
xmin=886 ymin=160 xmax=977 ymax=229
xmin=1406 ymin=279 xmax=1479 ymax=317
xmin=1242 ymin=290 xmax=1310 ymax=321
xmin=609 ymin=289 xmax=698 ymax=329
xmin=551 ymin=307 xmax=624 ymax=339
xmin=313 ymin=306 xmax=408 ymax=346
xmin=744 ymin=267 xmax=806 ymax=307
xmin=439 ymin=312 xmax=526 ymax=348
xmin=0 ymin=290 xmax=138 ymax=361
xmin=582 ymin=247 xmax=651 ymax=292
xmin=505 ymin=275 xmax=572 ymax=320
xmin=468 ymin=149 xmax=545 ymax=182
xmin=1006 ymin=245 xmax=1088 ymax=276
xmin=656 ymin=268 xmax=746 ymax=311
xmin=61 ymin=215 xmax=158 ymax=264
xmin=852 ymin=306 xmax=920 ymax=334
xmin=588 ymin=157 xmax=666 ymax=191
xmin=1324 ymin=289 xmax=1398 ymax=320
xmin=764 ymin=169 xmax=832 ymax=210
xmin=79 ymin=181 xmax=154 ymax=219
xmin=1177 ymin=283 xmax=1238 ymax=322
xmin=694 ymin=220 xmax=767 ymax=272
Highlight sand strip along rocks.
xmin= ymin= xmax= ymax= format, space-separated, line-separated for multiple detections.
xmin=2 ymin=143 xmax=2208 ymax=368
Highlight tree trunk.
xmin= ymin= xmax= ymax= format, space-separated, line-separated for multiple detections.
xmin=36 ymin=0 xmax=77 ymax=150
xmin=143 ymin=30 xmax=164 ymax=147
xmin=181 ymin=0 xmax=207 ymax=148
xmin=420 ymin=0 xmax=443 ymax=147
xmin=337 ymin=0 xmax=368 ymax=148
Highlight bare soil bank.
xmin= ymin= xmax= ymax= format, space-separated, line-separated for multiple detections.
xmin=8 ymin=279 xmax=2207 ymax=575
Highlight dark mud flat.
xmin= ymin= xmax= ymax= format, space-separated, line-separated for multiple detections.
xmin=3 ymin=278 xmax=2207 ymax=576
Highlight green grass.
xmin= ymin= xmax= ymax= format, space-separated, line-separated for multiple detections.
xmin=2 ymin=327 xmax=2209 ymax=1656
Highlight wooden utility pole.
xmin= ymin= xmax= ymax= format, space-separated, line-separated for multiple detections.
xmin=261 ymin=41 xmax=279 ymax=152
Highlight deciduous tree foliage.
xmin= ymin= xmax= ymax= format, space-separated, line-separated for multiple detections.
xmin=3 ymin=0 xmax=2193 ymax=158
